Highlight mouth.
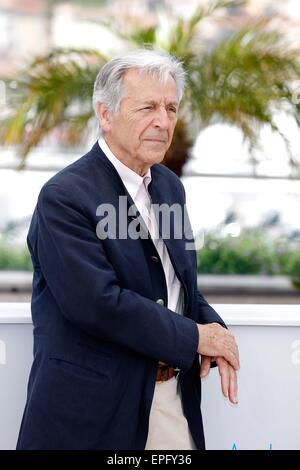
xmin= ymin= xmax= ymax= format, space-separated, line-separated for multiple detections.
xmin=143 ymin=138 xmax=167 ymax=143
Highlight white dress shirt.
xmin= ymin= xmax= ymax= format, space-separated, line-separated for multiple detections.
xmin=98 ymin=137 xmax=196 ymax=450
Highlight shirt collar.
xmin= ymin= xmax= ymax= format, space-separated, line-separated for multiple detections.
xmin=98 ymin=137 xmax=152 ymax=202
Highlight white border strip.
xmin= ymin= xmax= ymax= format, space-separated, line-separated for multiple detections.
xmin=0 ymin=303 xmax=32 ymax=324
xmin=0 ymin=303 xmax=299 ymax=326
xmin=214 ymin=304 xmax=300 ymax=326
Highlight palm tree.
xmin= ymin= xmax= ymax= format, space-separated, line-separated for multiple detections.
xmin=1 ymin=0 xmax=300 ymax=175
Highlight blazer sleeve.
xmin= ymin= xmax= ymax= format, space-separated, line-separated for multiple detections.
xmin=34 ymin=183 xmax=199 ymax=373
xmin=196 ymin=291 xmax=226 ymax=328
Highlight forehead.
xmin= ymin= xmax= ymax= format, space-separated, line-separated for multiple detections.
xmin=122 ymin=69 xmax=178 ymax=103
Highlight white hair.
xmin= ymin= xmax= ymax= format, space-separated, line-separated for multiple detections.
xmin=92 ymin=48 xmax=186 ymax=115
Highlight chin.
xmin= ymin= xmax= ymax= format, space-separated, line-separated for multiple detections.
xmin=148 ymin=152 xmax=166 ymax=164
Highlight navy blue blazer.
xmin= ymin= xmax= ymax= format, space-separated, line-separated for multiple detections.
xmin=17 ymin=142 xmax=225 ymax=450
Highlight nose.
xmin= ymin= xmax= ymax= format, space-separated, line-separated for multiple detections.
xmin=152 ymin=106 xmax=169 ymax=131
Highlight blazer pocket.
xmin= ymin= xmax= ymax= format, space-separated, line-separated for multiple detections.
xmin=49 ymin=345 xmax=113 ymax=381
xmin=49 ymin=357 xmax=109 ymax=380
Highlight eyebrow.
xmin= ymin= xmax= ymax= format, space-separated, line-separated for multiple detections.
xmin=140 ymin=100 xmax=179 ymax=107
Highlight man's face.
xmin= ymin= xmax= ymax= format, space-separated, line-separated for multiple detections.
xmin=100 ymin=69 xmax=179 ymax=174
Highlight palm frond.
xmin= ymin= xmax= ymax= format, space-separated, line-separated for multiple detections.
xmin=186 ymin=20 xmax=300 ymax=168
xmin=167 ymin=0 xmax=244 ymax=57
xmin=0 ymin=48 xmax=106 ymax=158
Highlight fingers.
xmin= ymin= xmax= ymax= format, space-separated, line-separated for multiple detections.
xmin=216 ymin=357 xmax=229 ymax=398
xmin=200 ymin=355 xmax=211 ymax=378
xmin=218 ymin=324 xmax=240 ymax=369
xmin=221 ymin=330 xmax=240 ymax=370
xmin=228 ymin=365 xmax=238 ymax=404
xmin=223 ymin=348 xmax=240 ymax=371
xmin=216 ymin=357 xmax=238 ymax=404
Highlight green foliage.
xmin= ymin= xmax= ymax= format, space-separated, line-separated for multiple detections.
xmin=0 ymin=242 xmax=32 ymax=271
xmin=280 ymin=249 xmax=300 ymax=278
xmin=197 ymin=231 xmax=300 ymax=277
xmin=1 ymin=230 xmax=299 ymax=280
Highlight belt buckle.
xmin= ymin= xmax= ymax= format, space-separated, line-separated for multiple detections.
xmin=156 ymin=363 xmax=181 ymax=383
xmin=174 ymin=367 xmax=181 ymax=379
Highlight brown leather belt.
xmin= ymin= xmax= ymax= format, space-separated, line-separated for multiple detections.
xmin=156 ymin=364 xmax=180 ymax=382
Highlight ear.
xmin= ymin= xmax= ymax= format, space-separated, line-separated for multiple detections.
xmin=96 ymin=102 xmax=112 ymax=133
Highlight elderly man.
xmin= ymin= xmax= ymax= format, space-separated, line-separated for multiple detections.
xmin=17 ymin=49 xmax=239 ymax=450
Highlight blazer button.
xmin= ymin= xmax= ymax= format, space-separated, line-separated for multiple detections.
xmin=151 ymin=255 xmax=159 ymax=263
xmin=156 ymin=298 xmax=165 ymax=306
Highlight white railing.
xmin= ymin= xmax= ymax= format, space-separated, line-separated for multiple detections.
xmin=0 ymin=303 xmax=299 ymax=450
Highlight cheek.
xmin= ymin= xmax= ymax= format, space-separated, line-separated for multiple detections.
xmin=137 ymin=122 xmax=153 ymax=141
xmin=125 ymin=117 xmax=145 ymax=138
xmin=168 ymin=123 xmax=176 ymax=140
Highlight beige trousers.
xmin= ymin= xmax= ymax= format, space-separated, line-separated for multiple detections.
xmin=145 ymin=376 xmax=197 ymax=450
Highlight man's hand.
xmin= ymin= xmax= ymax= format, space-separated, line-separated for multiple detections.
xmin=197 ymin=322 xmax=240 ymax=370
xmin=200 ymin=355 xmax=238 ymax=404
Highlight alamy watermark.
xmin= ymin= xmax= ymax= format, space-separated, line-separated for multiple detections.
xmin=95 ymin=196 xmax=196 ymax=250
xmin=291 ymin=339 xmax=300 ymax=365
xmin=0 ymin=340 xmax=6 ymax=365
